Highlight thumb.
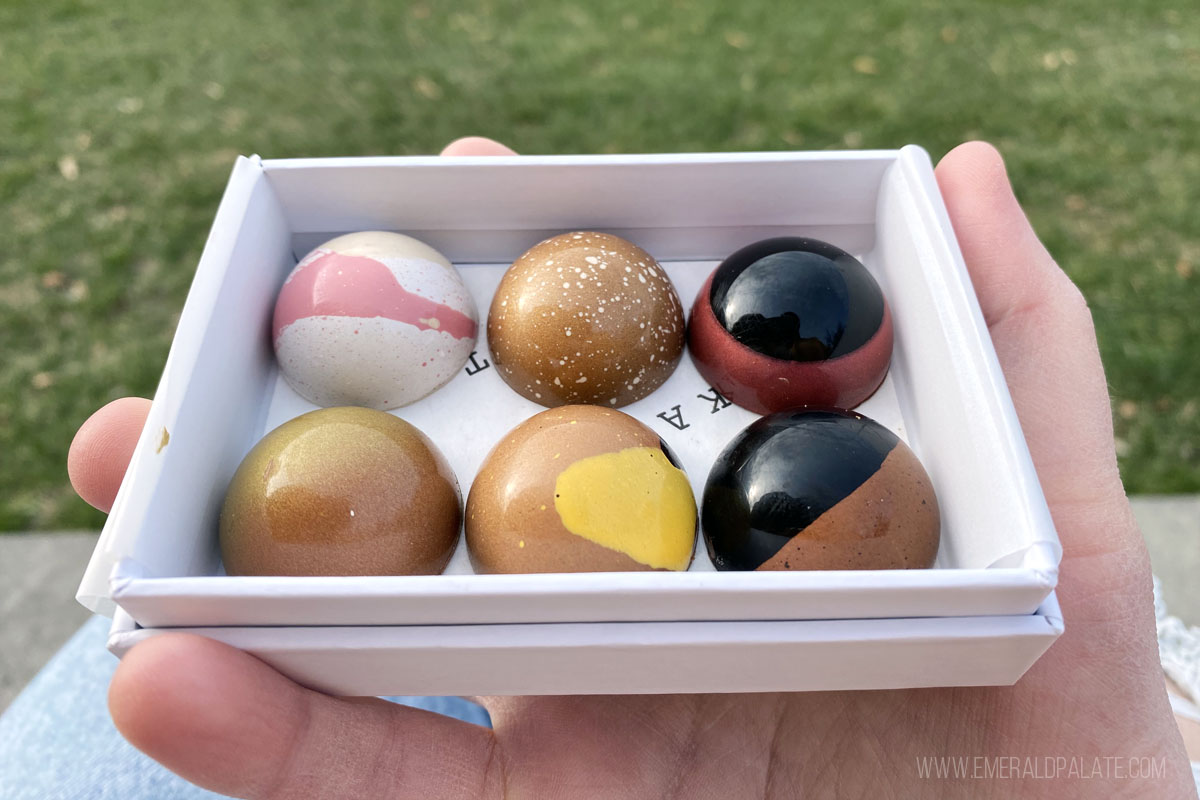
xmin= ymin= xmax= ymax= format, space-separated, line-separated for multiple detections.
xmin=935 ymin=142 xmax=1134 ymax=560
xmin=110 ymin=634 xmax=503 ymax=799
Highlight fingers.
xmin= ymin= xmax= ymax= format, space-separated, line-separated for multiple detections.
xmin=67 ymin=397 xmax=151 ymax=512
xmin=109 ymin=634 xmax=502 ymax=800
xmin=440 ymin=136 xmax=517 ymax=157
xmin=935 ymin=142 xmax=1133 ymax=554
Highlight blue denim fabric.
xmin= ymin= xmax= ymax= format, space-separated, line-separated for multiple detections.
xmin=0 ymin=616 xmax=491 ymax=799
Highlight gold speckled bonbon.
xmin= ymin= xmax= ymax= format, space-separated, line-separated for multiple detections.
xmin=487 ymin=232 xmax=686 ymax=408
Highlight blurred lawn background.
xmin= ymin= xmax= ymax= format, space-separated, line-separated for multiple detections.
xmin=1 ymin=0 xmax=1197 ymax=531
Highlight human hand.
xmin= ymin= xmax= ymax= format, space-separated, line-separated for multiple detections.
xmin=69 ymin=139 xmax=1195 ymax=798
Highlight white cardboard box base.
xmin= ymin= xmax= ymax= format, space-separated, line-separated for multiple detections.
xmin=82 ymin=148 xmax=1064 ymax=693
xmin=109 ymin=594 xmax=1063 ymax=696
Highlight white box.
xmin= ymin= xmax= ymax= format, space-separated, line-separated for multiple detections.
xmin=107 ymin=595 xmax=1063 ymax=696
xmin=80 ymin=148 xmax=1063 ymax=693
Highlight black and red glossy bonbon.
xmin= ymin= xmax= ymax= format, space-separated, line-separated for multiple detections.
xmin=688 ymin=237 xmax=893 ymax=414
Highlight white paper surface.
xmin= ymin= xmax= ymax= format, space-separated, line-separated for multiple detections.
xmin=107 ymin=598 xmax=1063 ymax=695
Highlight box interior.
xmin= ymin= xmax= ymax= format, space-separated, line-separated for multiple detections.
xmin=82 ymin=149 xmax=1061 ymax=627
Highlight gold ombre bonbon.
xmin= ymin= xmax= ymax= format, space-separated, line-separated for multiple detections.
xmin=219 ymin=407 xmax=461 ymax=576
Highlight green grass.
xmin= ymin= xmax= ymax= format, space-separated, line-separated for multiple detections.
xmin=1 ymin=0 xmax=1197 ymax=531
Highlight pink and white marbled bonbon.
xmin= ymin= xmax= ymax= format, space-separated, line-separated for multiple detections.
xmin=272 ymin=231 xmax=478 ymax=410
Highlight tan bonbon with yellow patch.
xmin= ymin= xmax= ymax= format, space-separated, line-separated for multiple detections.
xmin=466 ymin=405 xmax=697 ymax=573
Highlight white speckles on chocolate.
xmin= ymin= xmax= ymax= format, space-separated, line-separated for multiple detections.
xmin=487 ymin=232 xmax=685 ymax=408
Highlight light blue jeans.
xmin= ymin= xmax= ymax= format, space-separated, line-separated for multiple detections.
xmin=0 ymin=616 xmax=491 ymax=800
